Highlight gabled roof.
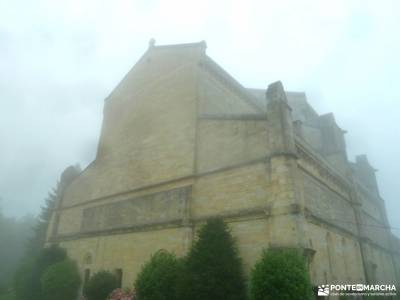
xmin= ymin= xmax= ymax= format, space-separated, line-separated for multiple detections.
xmin=199 ymin=56 xmax=265 ymax=112
xmin=148 ymin=40 xmax=208 ymax=51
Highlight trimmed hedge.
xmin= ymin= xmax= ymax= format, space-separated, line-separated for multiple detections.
xmin=134 ymin=250 xmax=181 ymax=300
xmin=41 ymin=259 xmax=81 ymax=300
xmin=250 ymin=248 xmax=313 ymax=300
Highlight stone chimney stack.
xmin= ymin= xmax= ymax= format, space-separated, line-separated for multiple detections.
xmin=355 ymin=154 xmax=379 ymax=195
xmin=265 ymin=81 xmax=306 ymax=249
xmin=266 ymin=81 xmax=296 ymax=157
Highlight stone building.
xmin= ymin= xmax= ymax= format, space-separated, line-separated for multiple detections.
xmin=47 ymin=41 xmax=400 ymax=289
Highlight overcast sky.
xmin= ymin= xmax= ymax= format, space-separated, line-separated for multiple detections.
xmin=0 ymin=0 xmax=399 ymax=236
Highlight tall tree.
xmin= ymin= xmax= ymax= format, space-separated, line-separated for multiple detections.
xmin=27 ymin=165 xmax=81 ymax=255
xmin=178 ymin=218 xmax=247 ymax=300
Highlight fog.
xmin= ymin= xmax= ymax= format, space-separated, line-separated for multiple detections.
xmin=0 ymin=0 xmax=399 ymax=236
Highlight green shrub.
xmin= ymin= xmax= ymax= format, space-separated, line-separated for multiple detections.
xmin=250 ymin=248 xmax=313 ymax=300
xmin=134 ymin=250 xmax=182 ymax=300
xmin=84 ymin=270 xmax=119 ymax=300
xmin=35 ymin=245 xmax=67 ymax=272
xmin=41 ymin=259 xmax=81 ymax=300
xmin=177 ymin=218 xmax=247 ymax=300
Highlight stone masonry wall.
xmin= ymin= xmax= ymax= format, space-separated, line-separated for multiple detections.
xmin=196 ymin=119 xmax=269 ymax=173
xmin=60 ymin=47 xmax=201 ymax=207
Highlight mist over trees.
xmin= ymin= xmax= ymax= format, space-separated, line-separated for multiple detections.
xmin=28 ymin=164 xmax=81 ymax=256
xmin=0 ymin=164 xmax=81 ymax=296
xmin=0 ymin=204 xmax=35 ymax=291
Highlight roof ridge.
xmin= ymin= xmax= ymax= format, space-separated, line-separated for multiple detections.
xmin=148 ymin=40 xmax=207 ymax=50
xmin=200 ymin=56 xmax=264 ymax=111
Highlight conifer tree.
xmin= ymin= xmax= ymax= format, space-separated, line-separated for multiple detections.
xmin=178 ymin=218 xmax=247 ymax=300
xmin=27 ymin=165 xmax=80 ymax=255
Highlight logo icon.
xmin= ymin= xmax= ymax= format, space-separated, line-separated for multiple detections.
xmin=356 ymin=284 xmax=364 ymax=291
xmin=318 ymin=285 xmax=330 ymax=296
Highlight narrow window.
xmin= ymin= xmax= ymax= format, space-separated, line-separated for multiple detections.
xmin=326 ymin=233 xmax=334 ymax=281
xmin=115 ymin=269 xmax=123 ymax=288
xmin=83 ymin=269 xmax=91 ymax=288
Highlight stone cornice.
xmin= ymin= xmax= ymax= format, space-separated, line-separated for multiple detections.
xmin=49 ymin=204 xmax=302 ymax=243
xmin=355 ymin=181 xmax=382 ymax=204
xmin=359 ymin=209 xmax=387 ymax=229
xmin=49 ymin=219 xmax=184 ymax=243
xmin=199 ymin=113 xmax=268 ymax=120
xmin=305 ymin=208 xmax=358 ymax=238
xmin=56 ymin=156 xmax=271 ymax=212
xmin=306 ymin=210 xmax=399 ymax=256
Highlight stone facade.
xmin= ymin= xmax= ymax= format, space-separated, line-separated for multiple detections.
xmin=47 ymin=41 xmax=400 ymax=290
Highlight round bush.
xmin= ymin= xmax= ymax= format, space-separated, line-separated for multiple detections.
xmin=250 ymin=248 xmax=313 ymax=300
xmin=134 ymin=250 xmax=182 ymax=300
xmin=84 ymin=270 xmax=119 ymax=300
xmin=41 ymin=259 xmax=81 ymax=300
xmin=32 ymin=245 xmax=67 ymax=300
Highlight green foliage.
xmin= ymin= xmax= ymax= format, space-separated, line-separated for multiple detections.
xmin=41 ymin=259 xmax=81 ymax=300
xmin=84 ymin=270 xmax=119 ymax=300
xmin=35 ymin=245 xmax=67 ymax=273
xmin=249 ymin=248 xmax=313 ymax=300
xmin=134 ymin=250 xmax=182 ymax=300
xmin=14 ymin=245 xmax=67 ymax=300
xmin=178 ymin=218 xmax=247 ymax=300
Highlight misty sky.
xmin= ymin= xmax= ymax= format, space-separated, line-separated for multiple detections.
xmin=0 ymin=0 xmax=399 ymax=236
